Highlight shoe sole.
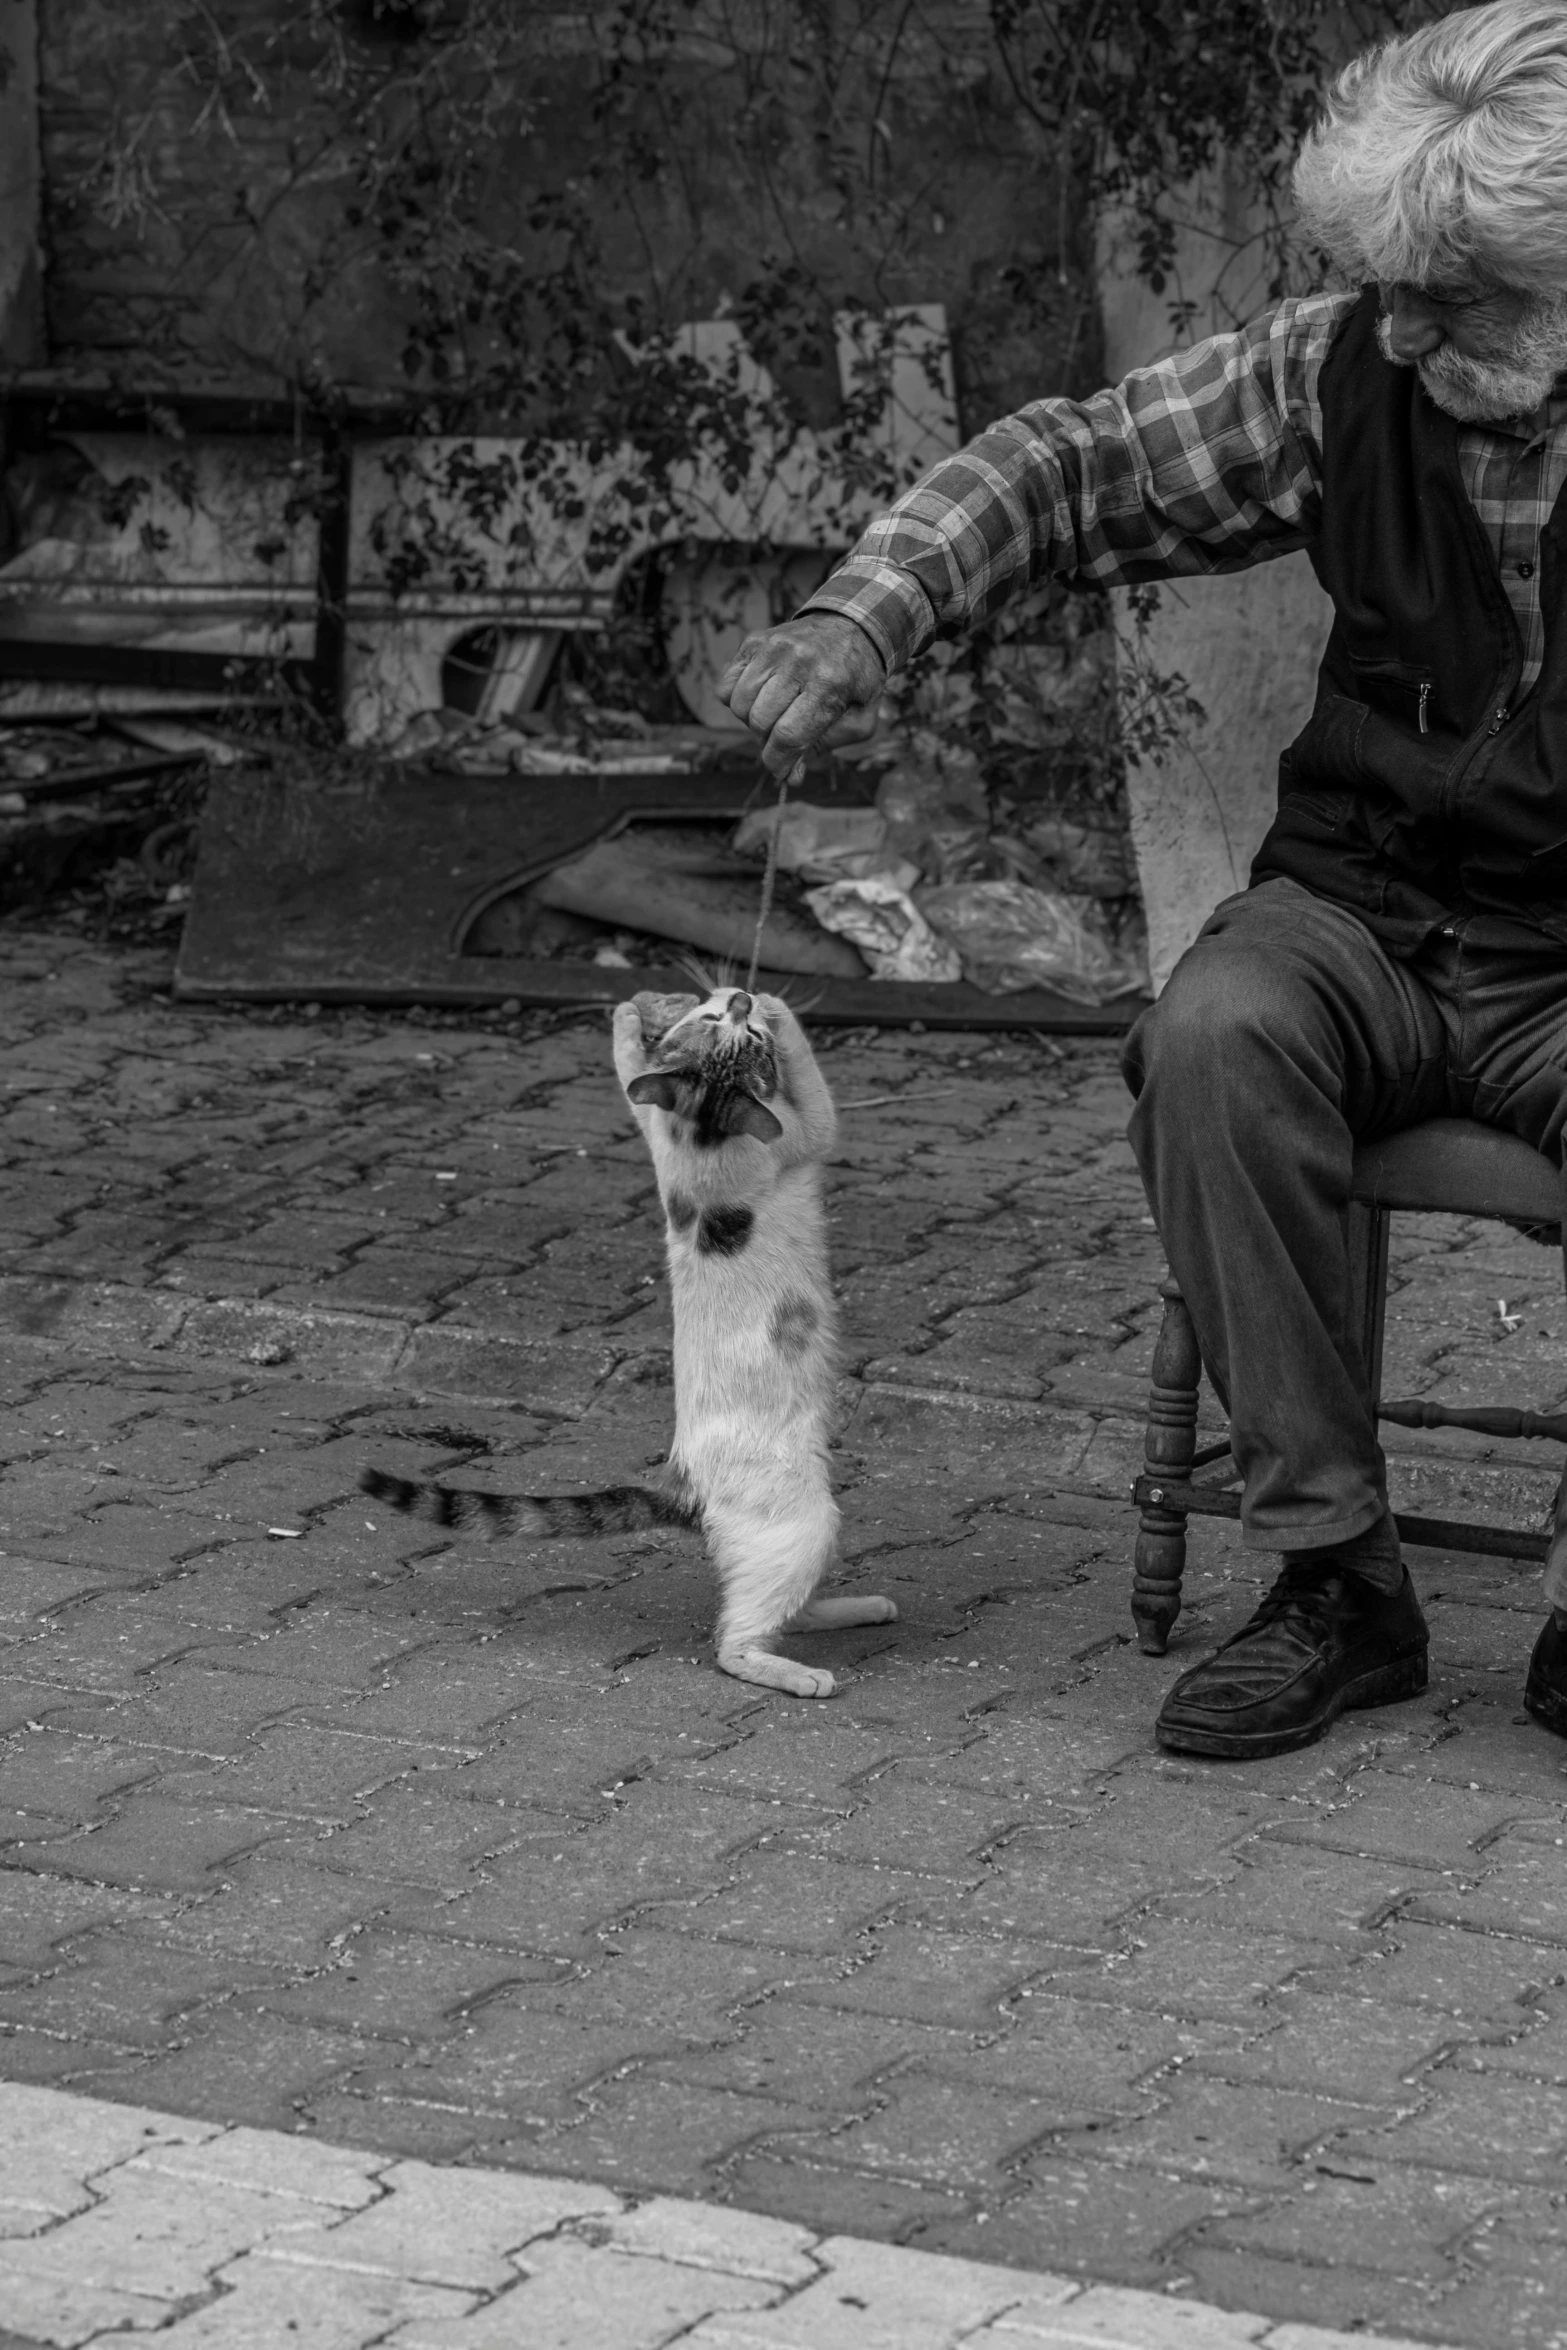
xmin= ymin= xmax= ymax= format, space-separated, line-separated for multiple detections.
xmin=1155 ymin=1644 xmax=1429 ymax=1760
xmin=1524 ymin=1675 xmax=1567 ymax=1738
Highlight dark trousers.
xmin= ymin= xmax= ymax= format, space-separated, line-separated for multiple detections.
xmin=1122 ymin=878 xmax=1567 ymax=1606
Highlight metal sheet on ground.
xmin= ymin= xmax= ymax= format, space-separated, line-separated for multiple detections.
xmin=174 ymin=760 xmax=1147 ymax=1032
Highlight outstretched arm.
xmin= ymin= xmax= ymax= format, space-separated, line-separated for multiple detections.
xmin=759 ymin=995 xmax=837 ymax=1164
xmin=611 ymin=1001 xmax=658 ymax=1143
xmin=613 ymin=994 xmax=697 ymax=1139
xmin=614 ymin=992 xmax=701 ymax=1077
xmin=720 ymin=291 xmax=1351 ymax=772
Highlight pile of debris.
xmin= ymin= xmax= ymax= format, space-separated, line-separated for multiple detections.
xmin=387 ymin=686 xmax=739 ymax=779
xmin=0 ymin=711 xmax=242 ymax=940
xmin=469 ymin=732 xmax=1147 ymax=1006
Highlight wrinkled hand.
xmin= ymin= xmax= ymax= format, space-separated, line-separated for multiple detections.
xmin=716 ymin=614 xmax=886 ymax=776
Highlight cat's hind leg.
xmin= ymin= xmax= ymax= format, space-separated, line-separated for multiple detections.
xmin=706 ymin=1491 xmax=841 ymax=1699
xmin=786 ymin=1593 xmax=899 ymax=1630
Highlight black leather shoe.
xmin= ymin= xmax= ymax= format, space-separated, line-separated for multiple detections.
xmin=1156 ymin=1565 xmax=1429 ymax=1759
xmin=1525 ymin=1614 xmax=1567 ymax=1736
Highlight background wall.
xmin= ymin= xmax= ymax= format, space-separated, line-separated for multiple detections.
xmin=1100 ymin=173 xmax=1335 ymax=991
xmin=33 ymin=1 xmax=1101 ymax=423
xmin=23 ymin=1 xmax=1362 ymax=904
xmin=0 ymin=0 xmax=43 ymax=366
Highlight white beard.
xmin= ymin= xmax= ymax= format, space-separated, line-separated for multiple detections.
xmin=1377 ymin=300 xmax=1567 ymax=422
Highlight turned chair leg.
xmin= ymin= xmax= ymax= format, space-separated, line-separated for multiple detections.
xmin=1134 ymin=1273 xmax=1201 ymax=1655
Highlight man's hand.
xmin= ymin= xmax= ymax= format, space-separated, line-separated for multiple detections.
xmin=716 ymin=613 xmax=886 ymax=775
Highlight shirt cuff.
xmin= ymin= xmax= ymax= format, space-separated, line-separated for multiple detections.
xmin=794 ymin=559 xmax=937 ymax=675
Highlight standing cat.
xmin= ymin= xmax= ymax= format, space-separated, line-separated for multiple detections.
xmin=362 ymin=984 xmax=895 ymax=1697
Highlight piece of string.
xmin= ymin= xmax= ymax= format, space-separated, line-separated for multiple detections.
xmin=745 ymin=754 xmax=805 ymax=994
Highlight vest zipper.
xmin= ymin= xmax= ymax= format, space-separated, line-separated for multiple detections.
xmin=1418 ymin=682 xmax=1431 ymax=734
xmin=1439 ymin=686 xmax=1519 ymax=829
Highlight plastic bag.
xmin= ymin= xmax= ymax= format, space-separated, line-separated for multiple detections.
xmin=733 ymin=801 xmax=920 ymax=891
xmin=734 ymin=801 xmax=884 ymax=866
xmin=1016 ymin=812 xmax=1136 ymax=899
xmin=874 ymin=757 xmax=1000 ymax=883
xmin=803 ymin=878 xmax=963 ymax=984
xmin=917 ymin=880 xmax=1145 ymax=1004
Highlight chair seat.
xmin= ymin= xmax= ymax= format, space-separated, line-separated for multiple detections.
xmin=1135 ymin=1112 xmax=1565 ymax=1654
xmin=1351 ymin=1117 xmax=1560 ymax=1223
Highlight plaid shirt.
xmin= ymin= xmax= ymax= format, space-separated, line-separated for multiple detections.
xmin=804 ymin=289 xmax=1567 ymax=695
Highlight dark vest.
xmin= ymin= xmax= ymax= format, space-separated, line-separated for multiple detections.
xmin=1251 ymin=283 xmax=1567 ymax=947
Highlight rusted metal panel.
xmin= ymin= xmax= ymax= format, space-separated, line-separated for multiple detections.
xmin=175 ymin=759 xmax=1142 ymax=1032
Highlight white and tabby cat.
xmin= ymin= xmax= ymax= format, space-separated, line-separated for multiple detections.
xmin=362 ymin=983 xmax=895 ymax=1697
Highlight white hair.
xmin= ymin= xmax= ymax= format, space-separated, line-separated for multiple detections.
xmin=1294 ymin=0 xmax=1567 ymax=294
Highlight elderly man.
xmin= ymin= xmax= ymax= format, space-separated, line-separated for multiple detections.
xmin=718 ymin=0 xmax=1567 ymax=1758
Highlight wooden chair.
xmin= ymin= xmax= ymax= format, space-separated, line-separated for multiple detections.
xmin=1131 ymin=1117 xmax=1566 ymax=1655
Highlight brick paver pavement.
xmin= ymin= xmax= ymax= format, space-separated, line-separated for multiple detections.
xmin=0 ymin=924 xmax=1565 ymax=2348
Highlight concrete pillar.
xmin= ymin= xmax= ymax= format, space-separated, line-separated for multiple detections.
xmin=1099 ymin=180 xmax=1333 ymax=990
xmin=0 ymin=0 xmax=43 ymax=365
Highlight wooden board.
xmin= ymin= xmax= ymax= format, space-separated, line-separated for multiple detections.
xmin=175 ymin=758 xmax=1147 ymax=1034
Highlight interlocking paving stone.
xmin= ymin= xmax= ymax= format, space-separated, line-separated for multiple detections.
xmin=1292 ymin=1916 xmax=1567 ymax=2023
xmin=0 ymin=929 xmax=1565 ymax=2342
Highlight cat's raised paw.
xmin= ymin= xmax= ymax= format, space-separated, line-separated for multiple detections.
xmin=788 ymin=1595 xmax=898 ymax=1631
xmin=718 ymin=1645 xmax=837 ymax=1699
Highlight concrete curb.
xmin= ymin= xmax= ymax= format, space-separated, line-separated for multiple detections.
xmin=0 ymin=2082 xmax=1459 ymax=2350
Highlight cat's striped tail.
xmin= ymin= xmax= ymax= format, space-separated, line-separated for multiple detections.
xmin=360 ymin=1465 xmax=698 ymax=1540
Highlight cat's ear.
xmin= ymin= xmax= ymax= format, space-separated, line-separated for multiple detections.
xmin=723 ymin=1092 xmax=784 ymax=1143
xmin=626 ymin=1070 xmax=686 ymax=1112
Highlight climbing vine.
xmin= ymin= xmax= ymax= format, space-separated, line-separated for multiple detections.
xmin=98 ymin=1 xmax=1441 ymax=421
xmin=990 ymin=1 xmax=1434 ymax=318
